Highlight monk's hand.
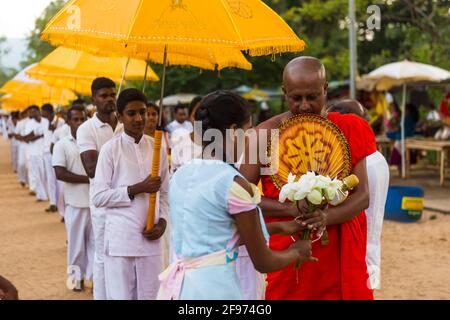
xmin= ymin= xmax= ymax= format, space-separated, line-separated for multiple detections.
xmin=143 ymin=218 xmax=167 ymax=240
xmin=295 ymin=199 xmax=310 ymax=217
xmin=301 ymin=209 xmax=328 ymax=231
xmin=290 ymin=239 xmax=318 ymax=264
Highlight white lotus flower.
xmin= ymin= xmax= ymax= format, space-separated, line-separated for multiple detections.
xmin=324 ymin=178 xmax=344 ymax=202
xmin=314 ymin=175 xmax=332 ymax=190
xmin=279 ymin=182 xmax=299 ymax=202
xmin=307 ymin=188 xmax=323 ymax=205
xmin=287 ymin=173 xmax=297 ymax=184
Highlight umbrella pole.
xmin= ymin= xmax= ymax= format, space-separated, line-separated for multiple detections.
xmin=142 ymin=60 xmax=149 ymax=92
xmin=117 ymin=57 xmax=130 ymax=98
xmin=401 ymin=83 xmax=406 ymax=179
xmin=145 ymin=45 xmax=168 ymax=233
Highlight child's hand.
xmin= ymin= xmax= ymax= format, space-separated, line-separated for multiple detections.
xmin=290 ymin=239 xmax=318 ymax=264
xmin=143 ymin=218 xmax=167 ymax=241
xmin=273 ymin=220 xmax=307 ymax=236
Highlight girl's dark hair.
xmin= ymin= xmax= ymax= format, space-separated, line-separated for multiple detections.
xmin=194 ymin=90 xmax=251 ymax=147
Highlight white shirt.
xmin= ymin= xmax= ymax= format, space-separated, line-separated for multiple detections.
xmin=426 ymin=110 xmax=441 ymax=121
xmin=25 ymin=118 xmax=49 ymax=156
xmin=91 ymin=132 xmax=169 ymax=257
xmin=15 ymin=118 xmax=28 ymax=140
xmin=366 ymin=151 xmax=390 ymax=290
xmin=51 ymin=123 xmax=71 ymax=145
xmin=44 ymin=116 xmax=66 ymax=153
xmin=52 ymin=135 xmax=90 ymax=208
xmin=170 ymin=133 xmax=202 ymax=175
xmin=166 ymin=120 xmax=193 ymax=138
xmin=77 ymin=113 xmax=123 ymax=155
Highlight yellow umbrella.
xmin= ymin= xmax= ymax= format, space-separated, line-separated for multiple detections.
xmin=42 ymin=0 xmax=305 ymax=231
xmin=0 ymin=92 xmax=73 ymax=111
xmin=29 ymin=47 xmax=160 ymax=80
xmin=26 ymin=66 xmax=94 ymax=96
xmin=1 ymin=64 xmax=78 ymax=104
xmin=40 ymin=0 xmax=302 ymax=67
xmin=26 ymin=47 xmax=161 ymax=95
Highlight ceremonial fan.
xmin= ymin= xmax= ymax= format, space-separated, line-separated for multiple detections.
xmin=268 ymin=113 xmax=355 ymax=246
xmin=269 ymin=113 xmax=352 ymax=187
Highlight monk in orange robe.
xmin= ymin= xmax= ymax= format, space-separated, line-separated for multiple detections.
xmin=240 ymin=56 xmax=376 ymax=300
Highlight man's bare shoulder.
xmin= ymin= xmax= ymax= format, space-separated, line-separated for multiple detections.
xmin=256 ymin=112 xmax=291 ymax=130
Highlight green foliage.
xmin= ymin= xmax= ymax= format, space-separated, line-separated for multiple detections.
xmin=20 ymin=0 xmax=66 ymax=68
xmin=0 ymin=36 xmax=14 ymax=87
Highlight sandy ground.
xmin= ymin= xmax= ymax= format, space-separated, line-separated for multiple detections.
xmin=0 ymin=138 xmax=449 ymax=300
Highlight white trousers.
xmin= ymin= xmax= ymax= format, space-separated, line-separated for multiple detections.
xmin=11 ymin=141 xmax=18 ymax=172
xmin=17 ymin=144 xmax=28 ymax=185
xmin=91 ymin=208 xmax=106 ymax=300
xmin=104 ymin=254 xmax=162 ymax=300
xmin=29 ymin=154 xmax=48 ymax=201
xmin=44 ymin=152 xmax=58 ymax=206
xmin=65 ymin=206 xmax=94 ymax=281
xmin=57 ymin=181 xmax=65 ymax=217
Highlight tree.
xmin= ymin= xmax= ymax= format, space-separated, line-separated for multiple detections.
xmin=20 ymin=0 xmax=66 ymax=68
xmin=0 ymin=36 xmax=14 ymax=87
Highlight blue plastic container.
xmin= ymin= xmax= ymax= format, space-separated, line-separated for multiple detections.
xmin=384 ymin=186 xmax=424 ymax=222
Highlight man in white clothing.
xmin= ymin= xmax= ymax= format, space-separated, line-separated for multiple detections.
xmin=42 ymin=103 xmax=66 ymax=213
xmin=53 ymin=106 xmax=94 ymax=292
xmin=23 ymin=105 xmax=49 ymax=202
xmin=166 ymin=105 xmax=193 ymax=146
xmin=7 ymin=112 xmax=20 ymax=173
xmin=92 ymin=88 xmax=168 ymax=300
xmin=77 ymin=77 xmax=123 ymax=300
xmin=328 ymin=99 xmax=389 ymax=290
xmin=15 ymin=110 xmax=29 ymax=187
xmin=51 ymin=122 xmax=71 ymax=220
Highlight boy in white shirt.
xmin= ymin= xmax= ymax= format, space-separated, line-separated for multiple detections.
xmin=53 ymin=106 xmax=94 ymax=292
xmin=92 ymin=88 xmax=168 ymax=300
xmin=77 ymin=77 xmax=123 ymax=300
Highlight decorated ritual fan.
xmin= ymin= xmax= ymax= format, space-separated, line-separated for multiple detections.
xmin=268 ymin=113 xmax=352 ymax=190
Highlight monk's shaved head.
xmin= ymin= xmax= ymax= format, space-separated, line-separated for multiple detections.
xmin=282 ymin=56 xmax=328 ymax=115
xmin=283 ymin=56 xmax=327 ymax=86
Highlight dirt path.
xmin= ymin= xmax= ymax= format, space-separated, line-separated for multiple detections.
xmin=0 ymin=138 xmax=449 ymax=300
xmin=0 ymin=139 xmax=91 ymax=300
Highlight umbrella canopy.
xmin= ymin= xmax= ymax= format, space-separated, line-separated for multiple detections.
xmin=0 ymin=65 xmax=78 ymax=105
xmin=363 ymin=60 xmax=450 ymax=179
xmin=41 ymin=0 xmax=303 ymax=67
xmin=25 ymin=66 xmax=94 ymax=96
xmin=28 ymin=47 xmax=160 ymax=81
xmin=0 ymin=92 xmax=74 ymax=111
xmin=156 ymin=93 xmax=199 ymax=106
xmin=363 ymin=60 xmax=450 ymax=91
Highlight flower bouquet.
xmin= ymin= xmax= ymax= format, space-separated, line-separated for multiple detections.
xmin=279 ymin=171 xmax=359 ymax=245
